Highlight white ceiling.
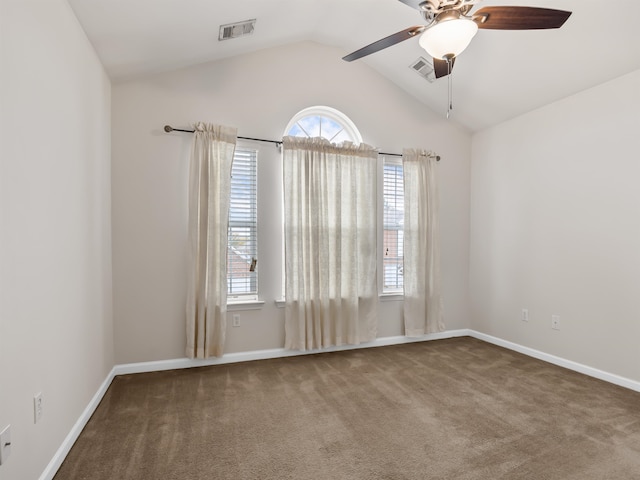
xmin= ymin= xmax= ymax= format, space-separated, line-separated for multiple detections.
xmin=68 ymin=0 xmax=640 ymax=132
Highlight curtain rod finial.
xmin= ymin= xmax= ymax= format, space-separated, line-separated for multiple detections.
xmin=164 ymin=125 xmax=174 ymax=133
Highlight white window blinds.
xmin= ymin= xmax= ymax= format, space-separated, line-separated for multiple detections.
xmin=227 ymin=148 xmax=258 ymax=299
xmin=383 ymin=157 xmax=404 ymax=293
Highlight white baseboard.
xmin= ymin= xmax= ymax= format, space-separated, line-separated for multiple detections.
xmin=468 ymin=330 xmax=640 ymax=393
xmin=113 ymin=329 xmax=471 ymax=376
xmin=39 ymin=367 xmax=117 ymax=480
xmin=42 ymin=328 xmax=640 ymax=479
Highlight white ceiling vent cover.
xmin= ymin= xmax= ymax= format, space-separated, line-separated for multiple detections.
xmin=219 ymin=19 xmax=256 ymax=41
xmin=410 ymin=57 xmax=436 ymax=83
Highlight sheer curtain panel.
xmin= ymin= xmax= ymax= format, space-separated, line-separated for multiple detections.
xmin=402 ymin=149 xmax=445 ymax=336
xmin=283 ymin=137 xmax=378 ymax=351
xmin=186 ymin=123 xmax=237 ymax=359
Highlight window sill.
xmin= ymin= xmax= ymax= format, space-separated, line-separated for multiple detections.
xmin=275 ymin=296 xmax=403 ymax=307
xmin=379 ymin=293 xmax=404 ymax=302
xmin=227 ymin=300 xmax=265 ymax=311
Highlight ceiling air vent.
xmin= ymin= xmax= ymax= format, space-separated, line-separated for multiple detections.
xmin=410 ymin=57 xmax=436 ymax=83
xmin=219 ymin=19 xmax=256 ymax=41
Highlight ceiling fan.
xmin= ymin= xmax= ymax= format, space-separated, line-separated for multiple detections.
xmin=343 ymin=0 xmax=572 ymax=79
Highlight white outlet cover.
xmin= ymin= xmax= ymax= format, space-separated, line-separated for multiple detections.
xmin=0 ymin=424 xmax=11 ymax=465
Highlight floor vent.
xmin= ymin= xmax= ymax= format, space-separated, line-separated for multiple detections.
xmin=219 ymin=19 xmax=256 ymax=41
xmin=410 ymin=57 xmax=436 ymax=83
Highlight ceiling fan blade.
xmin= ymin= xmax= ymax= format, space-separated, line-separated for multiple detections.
xmin=342 ymin=25 xmax=425 ymax=62
xmin=473 ymin=6 xmax=571 ymax=30
xmin=433 ymin=57 xmax=455 ymax=79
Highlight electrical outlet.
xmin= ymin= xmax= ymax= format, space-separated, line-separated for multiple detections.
xmin=232 ymin=314 xmax=240 ymax=327
xmin=34 ymin=392 xmax=43 ymax=424
xmin=0 ymin=425 xmax=11 ymax=465
xmin=551 ymin=314 xmax=560 ymax=330
xmin=521 ymin=308 xmax=529 ymax=322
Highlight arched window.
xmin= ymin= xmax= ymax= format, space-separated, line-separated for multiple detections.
xmin=284 ymin=106 xmax=362 ymax=145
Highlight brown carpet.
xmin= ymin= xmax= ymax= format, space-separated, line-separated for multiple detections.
xmin=54 ymin=337 xmax=640 ymax=479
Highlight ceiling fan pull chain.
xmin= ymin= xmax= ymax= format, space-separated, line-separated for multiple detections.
xmin=446 ymin=57 xmax=453 ymax=119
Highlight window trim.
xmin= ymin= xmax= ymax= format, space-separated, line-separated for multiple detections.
xmin=227 ymin=299 xmax=265 ymax=311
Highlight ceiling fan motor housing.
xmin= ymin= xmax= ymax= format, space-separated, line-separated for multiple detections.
xmin=419 ymin=0 xmax=481 ymax=24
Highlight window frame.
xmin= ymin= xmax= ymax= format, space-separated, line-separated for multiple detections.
xmin=284 ymin=105 xmax=363 ymax=145
xmin=380 ymin=155 xmax=405 ymax=296
xmin=227 ymin=146 xmax=259 ymax=303
xmin=281 ymin=106 xmax=365 ymax=302
xmin=226 ymin=139 xmax=284 ymax=310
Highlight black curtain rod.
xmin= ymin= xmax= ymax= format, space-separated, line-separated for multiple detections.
xmin=163 ymin=125 xmax=440 ymax=161
xmin=164 ymin=125 xmax=282 ymax=146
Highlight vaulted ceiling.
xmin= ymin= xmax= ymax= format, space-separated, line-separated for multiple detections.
xmin=68 ymin=0 xmax=640 ymax=132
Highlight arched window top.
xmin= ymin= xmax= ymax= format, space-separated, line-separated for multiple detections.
xmin=284 ymin=106 xmax=363 ymax=145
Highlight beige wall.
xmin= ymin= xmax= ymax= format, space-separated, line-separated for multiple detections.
xmin=1 ymin=2 xmax=638 ymax=477
xmin=0 ymin=1 xmax=113 ymax=478
xmin=111 ymin=41 xmax=472 ymax=364
xmin=470 ymin=69 xmax=640 ymax=382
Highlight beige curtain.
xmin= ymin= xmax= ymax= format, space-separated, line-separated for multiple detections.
xmin=186 ymin=122 xmax=237 ymax=358
xmin=403 ymin=149 xmax=445 ymax=336
xmin=283 ymin=137 xmax=378 ymax=351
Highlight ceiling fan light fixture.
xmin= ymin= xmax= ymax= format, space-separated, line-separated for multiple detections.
xmin=418 ymin=15 xmax=478 ymax=60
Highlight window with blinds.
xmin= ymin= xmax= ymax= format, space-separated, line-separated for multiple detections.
xmin=383 ymin=157 xmax=404 ymax=293
xmin=227 ymin=148 xmax=258 ymax=300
